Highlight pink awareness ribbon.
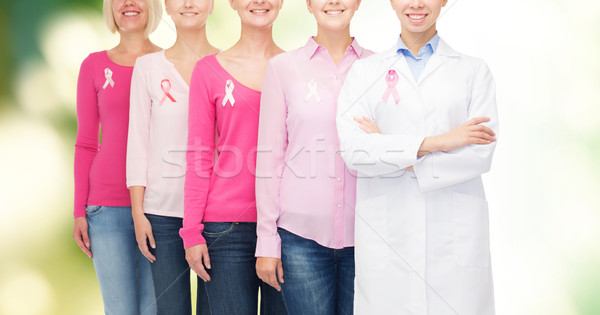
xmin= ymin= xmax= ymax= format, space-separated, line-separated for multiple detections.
xmin=382 ymin=69 xmax=400 ymax=104
xmin=103 ymin=68 xmax=114 ymax=89
xmin=222 ymin=80 xmax=235 ymax=107
xmin=160 ymin=79 xmax=176 ymax=105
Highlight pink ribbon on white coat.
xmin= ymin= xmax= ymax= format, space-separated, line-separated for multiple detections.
xmin=222 ymin=80 xmax=235 ymax=107
xmin=160 ymin=79 xmax=176 ymax=105
xmin=103 ymin=68 xmax=114 ymax=89
xmin=382 ymin=69 xmax=400 ymax=104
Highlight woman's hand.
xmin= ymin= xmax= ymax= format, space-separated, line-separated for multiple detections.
xmin=438 ymin=117 xmax=496 ymax=151
xmin=133 ymin=213 xmax=156 ymax=263
xmin=419 ymin=117 xmax=496 ymax=156
xmin=354 ymin=116 xmax=414 ymax=171
xmin=354 ymin=116 xmax=381 ymax=134
xmin=256 ymin=257 xmax=284 ymax=291
xmin=186 ymin=244 xmax=211 ymax=282
xmin=73 ymin=217 xmax=92 ymax=258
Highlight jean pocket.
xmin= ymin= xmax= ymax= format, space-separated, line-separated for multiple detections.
xmin=85 ymin=205 xmax=105 ymax=217
xmin=452 ymin=192 xmax=491 ymax=269
xmin=202 ymin=222 xmax=235 ymax=238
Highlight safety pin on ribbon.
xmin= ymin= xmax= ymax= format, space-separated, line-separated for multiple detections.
xmin=382 ymin=69 xmax=400 ymax=104
xmin=103 ymin=68 xmax=114 ymax=89
xmin=160 ymin=79 xmax=176 ymax=105
xmin=222 ymin=80 xmax=235 ymax=107
xmin=305 ymin=79 xmax=321 ymax=103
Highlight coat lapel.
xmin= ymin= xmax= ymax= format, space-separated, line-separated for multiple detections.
xmin=418 ymin=38 xmax=459 ymax=85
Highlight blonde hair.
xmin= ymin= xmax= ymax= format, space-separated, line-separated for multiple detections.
xmin=103 ymin=0 xmax=162 ymax=37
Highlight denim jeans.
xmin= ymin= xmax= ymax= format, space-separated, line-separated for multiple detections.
xmin=146 ymin=214 xmax=210 ymax=315
xmin=201 ymin=222 xmax=287 ymax=315
xmin=86 ymin=206 xmax=157 ymax=315
xmin=279 ymin=228 xmax=355 ymax=315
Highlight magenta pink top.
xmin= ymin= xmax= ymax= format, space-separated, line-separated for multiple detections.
xmin=180 ymin=54 xmax=261 ymax=248
xmin=74 ymin=51 xmax=133 ymax=218
xmin=255 ymin=38 xmax=374 ymax=258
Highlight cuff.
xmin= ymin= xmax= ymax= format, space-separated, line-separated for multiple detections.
xmin=74 ymin=207 xmax=86 ymax=218
xmin=179 ymin=224 xmax=206 ymax=249
xmin=255 ymin=235 xmax=281 ymax=259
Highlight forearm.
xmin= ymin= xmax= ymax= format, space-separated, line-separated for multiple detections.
xmin=129 ymin=186 xmax=146 ymax=218
xmin=417 ymin=136 xmax=441 ymax=157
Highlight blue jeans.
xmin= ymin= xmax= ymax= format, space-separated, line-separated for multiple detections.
xmin=86 ymin=206 xmax=157 ymax=315
xmin=201 ymin=222 xmax=287 ymax=315
xmin=279 ymin=228 xmax=355 ymax=315
xmin=146 ymin=214 xmax=210 ymax=315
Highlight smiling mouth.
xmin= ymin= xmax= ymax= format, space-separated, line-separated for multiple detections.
xmin=250 ymin=9 xmax=270 ymax=14
xmin=123 ymin=11 xmax=140 ymax=16
xmin=407 ymin=14 xmax=427 ymax=20
xmin=324 ymin=10 xmax=345 ymax=16
xmin=181 ymin=12 xmax=198 ymax=17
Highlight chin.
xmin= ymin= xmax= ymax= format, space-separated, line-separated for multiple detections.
xmin=118 ymin=24 xmax=147 ymax=33
xmin=177 ymin=20 xmax=205 ymax=29
xmin=248 ymin=18 xmax=277 ymax=28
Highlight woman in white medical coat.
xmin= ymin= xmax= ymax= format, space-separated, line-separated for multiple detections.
xmin=336 ymin=0 xmax=498 ymax=314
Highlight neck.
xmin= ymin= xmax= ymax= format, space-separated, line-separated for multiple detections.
xmin=400 ymin=25 xmax=437 ymax=56
xmin=115 ymin=31 xmax=154 ymax=54
xmin=314 ymin=27 xmax=353 ymax=59
xmin=232 ymin=24 xmax=278 ymax=57
xmin=169 ymin=26 xmax=213 ymax=60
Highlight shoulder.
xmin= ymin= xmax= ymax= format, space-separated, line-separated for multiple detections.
xmin=135 ymin=50 xmax=163 ymax=67
xmin=192 ymin=54 xmax=218 ymax=74
xmin=267 ymin=48 xmax=302 ymax=70
xmin=438 ymin=38 xmax=490 ymax=71
xmin=189 ymin=54 xmax=219 ymax=89
xmin=358 ymin=46 xmax=397 ymax=66
xmin=79 ymin=51 xmax=106 ymax=70
xmin=350 ymin=47 xmax=392 ymax=72
xmin=132 ymin=50 xmax=165 ymax=76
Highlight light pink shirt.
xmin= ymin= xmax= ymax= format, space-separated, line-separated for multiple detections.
xmin=255 ymin=38 xmax=374 ymax=258
xmin=127 ymin=51 xmax=189 ymax=217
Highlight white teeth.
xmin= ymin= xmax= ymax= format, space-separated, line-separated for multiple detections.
xmin=251 ymin=9 xmax=268 ymax=13
xmin=181 ymin=12 xmax=197 ymax=16
xmin=408 ymin=14 xmax=425 ymax=19
xmin=326 ymin=10 xmax=343 ymax=15
xmin=123 ymin=12 xmax=139 ymax=16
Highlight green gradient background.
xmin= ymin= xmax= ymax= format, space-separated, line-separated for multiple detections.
xmin=0 ymin=1 xmax=599 ymax=314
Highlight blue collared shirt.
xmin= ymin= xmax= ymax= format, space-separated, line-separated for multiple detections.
xmin=396 ymin=33 xmax=440 ymax=81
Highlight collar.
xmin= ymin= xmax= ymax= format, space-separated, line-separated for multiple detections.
xmin=396 ymin=33 xmax=440 ymax=56
xmin=380 ymin=35 xmax=459 ymax=62
xmin=303 ymin=36 xmax=365 ymax=59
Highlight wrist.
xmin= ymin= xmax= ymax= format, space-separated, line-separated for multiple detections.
xmin=419 ymin=136 xmax=440 ymax=157
xmin=132 ymin=207 xmax=145 ymax=218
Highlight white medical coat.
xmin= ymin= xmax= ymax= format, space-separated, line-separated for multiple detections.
xmin=336 ymin=38 xmax=497 ymax=315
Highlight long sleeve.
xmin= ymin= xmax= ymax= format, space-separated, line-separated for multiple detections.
xmin=126 ymin=59 xmax=151 ymax=188
xmin=336 ymin=61 xmax=424 ymax=177
xmin=413 ymin=60 xmax=498 ymax=192
xmin=180 ymin=62 xmax=215 ymax=248
xmin=255 ymin=61 xmax=288 ymax=259
xmin=74 ymin=55 xmax=99 ymax=218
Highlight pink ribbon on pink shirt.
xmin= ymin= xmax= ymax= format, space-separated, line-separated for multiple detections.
xmin=382 ymin=69 xmax=400 ymax=104
xmin=160 ymin=79 xmax=176 ymax=105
